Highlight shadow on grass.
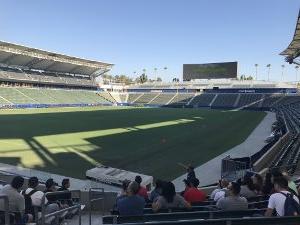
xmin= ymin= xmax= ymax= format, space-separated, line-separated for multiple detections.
xmin=0 ymin=108 xmax=266 ymax=180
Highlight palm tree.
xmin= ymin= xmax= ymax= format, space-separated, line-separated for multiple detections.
xmin=254 ymin=64 xmax=258 ymax=80
xmin=281 ymin=65 xmax=285 ymax=81
xmin=295 ymin=66 xmax=299 ymax=82
xmin=266 ymin=64 xmax=271 ymax=81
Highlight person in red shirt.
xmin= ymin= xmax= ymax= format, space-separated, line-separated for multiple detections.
xmin=135 ymin=176 xmax=149 ymax=202
xmin=183 ymin=178 xmax=206 ymax=203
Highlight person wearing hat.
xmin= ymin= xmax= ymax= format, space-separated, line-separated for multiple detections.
xmin=183 ymin=178 xmax=206 ymax=203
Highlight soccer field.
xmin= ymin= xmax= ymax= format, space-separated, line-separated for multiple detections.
xmin=0 ymin=107 xmax=266 ymax=180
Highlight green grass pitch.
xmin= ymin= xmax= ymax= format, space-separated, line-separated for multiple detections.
xmin=0 ymin=107 xmax=266 ymax=180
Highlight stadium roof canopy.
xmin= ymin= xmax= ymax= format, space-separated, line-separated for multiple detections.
xmin=280 ymin=10 xmax=300 ymax=64
xmin=0 ymin=41 xmax=113 ymax=77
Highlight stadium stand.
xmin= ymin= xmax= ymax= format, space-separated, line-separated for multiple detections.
xmin=0 ymin=87 xmax=111 ymax=106
xmin=211 ymin=94 xmax=238 ymax=108
xmin=134 ymin=93 xmax=159 ymax=104
xmin=1 ymin=13 xmax=300 ymax=224
xmin=97 ymin=92 xmax=117 ymax=103
xmin=236 ymin=94 xmax=264 ymax=108
xmin=127 ymin=93 xmax=143 ymax=103
xmin=189 ymin=93 xmax=216 ymax=107
xmin=168 ymin=93 xmax=195 ymax=106
xmin=150 ymin=93 xmax=176 ymax=105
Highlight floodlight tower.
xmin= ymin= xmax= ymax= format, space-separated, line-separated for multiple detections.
xmin=255 ymin=64 xmax=258 ymax=80
xmin=266 ymin=64 xmax=271 ymax=81
xmin=295 ymin=66 xmax=299 ymax=83
xmin=281 ymin=65 xmax=285 ymax=82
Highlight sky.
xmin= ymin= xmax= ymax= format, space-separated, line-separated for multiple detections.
xmin=0 ymin=0 xmax=299 ymax=82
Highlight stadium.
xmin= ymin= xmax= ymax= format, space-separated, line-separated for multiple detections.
xmin=0 ymin=2 xmax=300 ymax=225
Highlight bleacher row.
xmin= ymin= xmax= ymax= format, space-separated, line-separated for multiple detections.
xmin=102 ymin=195 xmax=300 ymax=225
xmin=0 ymin=86 xmax=113 ymax=106
xmin=270 ymin=101 xmax=300 ymax=175
xmin=1 ymin=87 xmax=299 ymax=110
xmin=126 ymin=92 xmax=296 ymax=109
xmin=129 ymin=83 xmax=279 ymax=89
xmin=0 ymin=67 xmax=94 ymax=87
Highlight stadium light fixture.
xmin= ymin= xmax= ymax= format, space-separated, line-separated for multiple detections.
xmin=281 ymin=65 xmax=285 ymax=82
xmin=255 ymin=64 xmax=258 ymax=80
xmin=266 ymin=64 xmax=271 ymax=81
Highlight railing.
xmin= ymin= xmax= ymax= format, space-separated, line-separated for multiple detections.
xmin=89 ymin=188 xmax=104 ymax=225
xmin=0 ymin=195 xmax=9 ymax=225
xmin=41 ymin=190 xmax=81 ymax=225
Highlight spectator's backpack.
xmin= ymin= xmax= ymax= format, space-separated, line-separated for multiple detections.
xmin=280 ymin=192 xmax=300 ymax=216
xmin=21 ymin=189 xmax=38 ymax=215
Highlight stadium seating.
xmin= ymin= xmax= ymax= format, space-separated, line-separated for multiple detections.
xmin=135 ymin=93 xmax=159 ymax=104
xmin=128 ymin=93 xmax=143 ymax=103
xmin=150 ymin=93 xmax=176 ymax=105
xmin=119 ymin=93 xmax=128 ymax=103
xmin=189 ymin=93 xmax=216 ymax=107
xmin=269 ymin=102 xmax=300 ymax=174
xmin=0 ymin=67 xmax=95 ymax=87
xmin=168 ymin=93 xmax=195 ymax=106
xmin=103 ymin=216 xmax=300 ymax=225
xmin=0 ymin=87 xmax=111 ymax=106
xmin=211 ymin=94 xmax=238 ymax=108
xmin=260 ymin=95 xmax=283 ymax=108
xmin=236 ymin=94 xmax=264 ymax=108
xmin=104 ymin=209 xmax=266 ymax=224
xmin=98 ymin=92 xmax=117 ymax=103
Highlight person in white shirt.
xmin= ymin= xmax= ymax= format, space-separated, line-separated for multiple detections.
xmin=265 ymin=176 xmax=299 ymax=217
xmin=22 ymin=177 xmax=59 ymax=222
xmin=211 ymin=179 xmax=229 ymax=202
xmin=23 ymin=177 xmax=48 ymax=207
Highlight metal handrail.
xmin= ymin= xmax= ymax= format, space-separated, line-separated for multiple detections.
xmin=0 ymin=195 xmax=9 ymax=225
xmin=89 ymin=188 xmax=104 ymax=225
xmin=41 ymin=190 xmax=81 ymax=225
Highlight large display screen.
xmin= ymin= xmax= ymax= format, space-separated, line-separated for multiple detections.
xmin=183 ymin=62 xmax=237 ymax=80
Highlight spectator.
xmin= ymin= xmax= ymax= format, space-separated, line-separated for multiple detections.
xmin=240 ymin=176 xmax=257 ymax=198
xmin=186 ymin=166 xmax=196 ymax=181
xmin=22 ymin=177 xmax=59 ymax=221
xmin=212 ymin=179 xmax=229 ymax=202
xmin=252 ymin=174 xmax=263 ymax=194
xmin=265 ymin=176 xmax=300 ymax=217
xmin=152 ymin=181 xmax=191 ymax=211
xmin=210 ymin=179 xmax=222 ymax=200
xmin=150 ymin=179 xmax=164 ymax=202
xmin=135 ymin=176 xmax=149 ymax=201
xmin=44 ymin=178 xmax=62 ymax=205
xmin=116 ymin=181 xmax=145 ymax=216
xmin=45 ymin=179 xmax=56 ymax=193
xmin=58 ymin=178 xmax=70 ymax=191
xmin=262 ymin=172 xmax=273 ymax=196
xmin=216 ymin=182 xmax=248 ymax=211
xmin=0 ymin=176 xmax=25 ymax=213
xmin=183 ymin=178 xmax=206 ymax=203
xmin=178 ymin=163 xmax=196 ymax=180
xmin=282 ymin=171 xmax=298 ymax=196
xmin=57 ymin=178 xmax=73 ymax=206
xmin=117 ymin=180 xmax=130 ymax=199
